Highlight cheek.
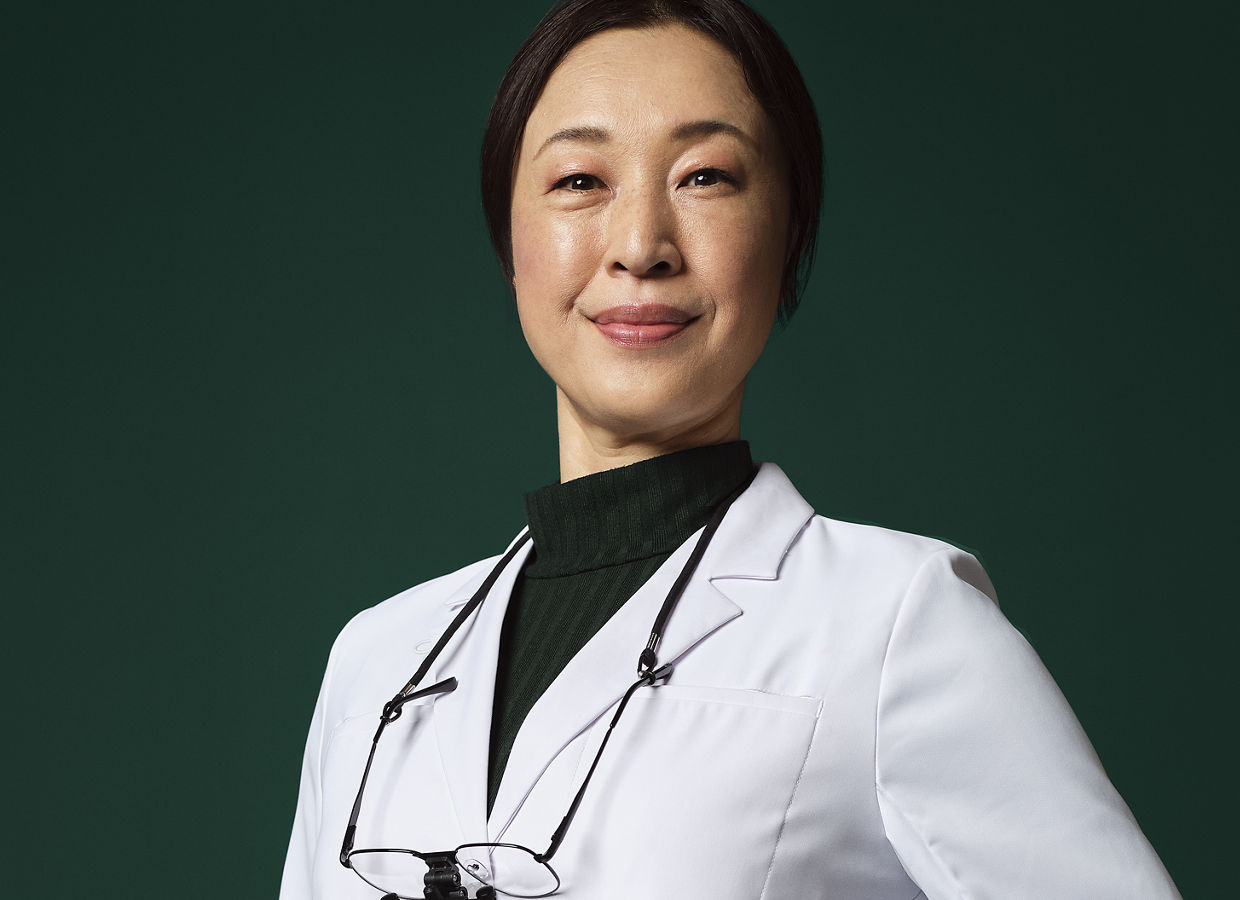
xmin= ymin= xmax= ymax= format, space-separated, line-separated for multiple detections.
xmin=698 ymin=209 xmax=786 ymax=318
xmin=511 ymin=209 xmax=600 ymax=310
xmin=511 ymin=208 xmax=598 ymax=372
xmin=510 ymin=207 xmax=548 ymax=294
xmin=740 ymin=192 xmax=790 ymax=319
xmin=742 ymin=184 xmax=791 ymax=280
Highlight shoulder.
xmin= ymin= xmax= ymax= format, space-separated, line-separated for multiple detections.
xmin=718 ymin=464 xmax=1003 ymax=691
xmin=803 ymin=513 xmax=996 ymax=602
xmin=332 ymin=554 xmax=497 ymax=656
xmin=752 ymin=461 xmax=996 ymax=607
xmin=766 ymin=514 xmax=1000 ymax=672
xmin=316 ymin=542 xmax=520 ymax=723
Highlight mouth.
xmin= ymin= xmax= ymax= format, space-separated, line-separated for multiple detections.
xmin=591 ymin=304 xmax=698 ymax=347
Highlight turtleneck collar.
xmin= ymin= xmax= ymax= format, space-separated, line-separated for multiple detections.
xmin=522 ymin=441 xmax=754 ymax=578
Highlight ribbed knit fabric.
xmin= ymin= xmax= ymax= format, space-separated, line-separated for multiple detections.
xmin=487 ymin=441 xmax=754 ymax=814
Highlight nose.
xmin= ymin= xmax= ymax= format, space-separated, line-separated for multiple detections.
xmin=606 ymin=185 xmax=683 ymax=278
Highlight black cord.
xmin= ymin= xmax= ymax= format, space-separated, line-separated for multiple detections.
xmin=397 ymin=531 xmax=532 ymax=697
xmin=638 ymin=466 xmax=758 ymax=675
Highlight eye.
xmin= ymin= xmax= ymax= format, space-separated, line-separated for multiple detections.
xmin=683 ymin=168 xmax=734 ymax=188
xmin=553 ymin=173 xmax=604 ymax=192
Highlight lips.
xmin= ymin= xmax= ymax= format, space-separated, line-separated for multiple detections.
xmin=592 ymin=304 xmax=696 ymax=347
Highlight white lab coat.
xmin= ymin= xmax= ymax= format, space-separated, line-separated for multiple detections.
xmin=280 ymin=463 xmax=1179 ymax=899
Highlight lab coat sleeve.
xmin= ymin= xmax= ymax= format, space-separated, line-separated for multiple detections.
xmin=874 ymin=549 xmax=1179 ymax=899
xmin=279 ymin=636 xmax=339 ymax=900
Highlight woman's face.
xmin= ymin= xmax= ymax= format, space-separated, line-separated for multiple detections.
xmin=510 ymin=25 xmax=789 ymax=449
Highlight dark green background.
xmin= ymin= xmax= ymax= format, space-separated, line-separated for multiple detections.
xmin=3 ymin=1 xmax=1234 ymax=895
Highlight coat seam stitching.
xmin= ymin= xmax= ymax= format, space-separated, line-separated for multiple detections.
xmin=874 ymin=549 xmax=954 ymax=786
xmin=757 ymin=711 xmax=820 ymax=899
xmin=875 ymin=548 xmax=971 ymax=900
xmin=876 ymin=783 xmax=971 ymax=899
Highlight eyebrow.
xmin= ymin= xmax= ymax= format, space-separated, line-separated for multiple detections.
xmin=535 ymin=125 xmax=611 ymax=157
xmin=533 ymin=119 xmax=754 ymax=158
xmin=670 ymin=119 xmax=752 ymax=145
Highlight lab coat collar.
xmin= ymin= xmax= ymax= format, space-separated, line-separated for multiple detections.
xmin=429 ymin=462 xmax=815 ymax=843
xmin=441 ymin=528 xmax=534 ymax=609
xmin=438 ymin=462 xmax=811 ymax=614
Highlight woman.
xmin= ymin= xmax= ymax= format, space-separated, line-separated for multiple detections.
xmin=281 ymin=1 xmax=1179 ymax=897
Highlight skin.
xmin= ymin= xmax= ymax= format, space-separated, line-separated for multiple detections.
xmin=510 ymin=25 xmax=790 ymax=482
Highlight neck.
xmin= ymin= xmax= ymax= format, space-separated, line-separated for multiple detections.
xmin=555 ymin=385 xmax=744 ymax=482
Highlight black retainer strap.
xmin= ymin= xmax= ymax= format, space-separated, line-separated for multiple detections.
xmin=638 ymin=467 xmax=758 ymax=676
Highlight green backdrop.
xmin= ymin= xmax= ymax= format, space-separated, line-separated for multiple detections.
xmin=3 ymin=1 xmax=1234 ymax=896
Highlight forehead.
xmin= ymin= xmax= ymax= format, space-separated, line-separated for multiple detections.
xmin=521 ymin=25 xmax=767 ymax=150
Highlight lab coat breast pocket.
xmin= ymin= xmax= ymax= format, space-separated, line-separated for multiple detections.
xmin=320 ymin=701 xmax=457 ymax=857
xmin=563 ymin=683 xmax=821 ymax=897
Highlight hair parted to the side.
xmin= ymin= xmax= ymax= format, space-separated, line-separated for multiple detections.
xmin=480 ymin=0 xmax=823 ymax=324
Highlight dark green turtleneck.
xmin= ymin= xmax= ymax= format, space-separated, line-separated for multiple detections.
xmin=487 ymin=441 xmax=754 ymax=814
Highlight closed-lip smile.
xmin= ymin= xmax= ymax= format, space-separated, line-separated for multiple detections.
xmin=592 ymin=304 xmax=697 ymax=347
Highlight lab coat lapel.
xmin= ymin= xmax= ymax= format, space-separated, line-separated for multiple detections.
xmin=488 ymin=463 xmax=816 ymax=835
xmin=487 ymin=534 xmax=742 ymax=836
xmin=429 ymin=534 xmax=533 ymax=845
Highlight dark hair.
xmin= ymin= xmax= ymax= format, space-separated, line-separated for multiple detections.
xmin=480 ymin=0 xmax=823 ymax=323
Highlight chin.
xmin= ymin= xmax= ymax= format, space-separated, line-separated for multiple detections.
xmin=579 ymin=386 xmax=735 ymax=444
